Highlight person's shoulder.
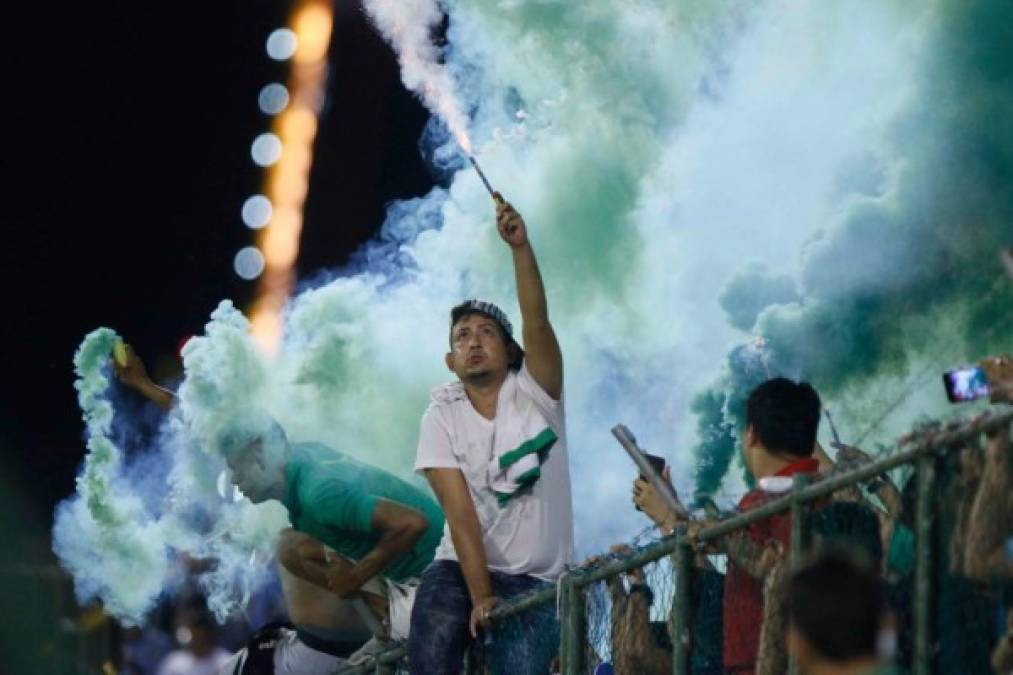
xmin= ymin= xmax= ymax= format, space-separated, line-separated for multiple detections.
xmin=737 ymin=487 xmax=769 ymax=510
xmin=291 ymin=440 xmax=343 ymax=458
xmin=427 ymin=381 xmax=468 ymax=409
xmin=420 ymin=382 xmax=467 ymax=430
xmin=296 ymin=454 xmax=358 ymax=502
xmin=516 ymin=360 xmax=563 ymax=407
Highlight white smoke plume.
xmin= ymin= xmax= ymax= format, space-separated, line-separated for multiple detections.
xmin=54 ymin=0 xmax=1013 ymax=622
xmin=362 ymin=0 xmax=473 ymax=152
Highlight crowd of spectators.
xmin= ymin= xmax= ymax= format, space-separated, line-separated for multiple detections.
xmin=102 ymin=238 xmax=1012 ymax=675
xmin=598 ymin=355 xmax=1013 ymax=675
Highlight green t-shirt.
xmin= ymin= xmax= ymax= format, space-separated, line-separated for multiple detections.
xmin=887 ymin=523 xmax=915 ymax=577
xmin=282 ymin=442 xmax=445 ymax=583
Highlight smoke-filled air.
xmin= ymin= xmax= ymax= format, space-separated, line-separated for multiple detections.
xmin=54 ymin=0 xmax=1013 ymax=624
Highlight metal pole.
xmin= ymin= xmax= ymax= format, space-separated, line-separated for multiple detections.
xmin=560 ymin=576 xmax=586 ymax=675
xmin=913 ymin=453 xmax=936 ymax=675
xmin=788 ymin=473 xmax=811 ymax=675
xmin=486 ymin=586 xmax=559 ymax=621
xmin=790 ymin=473 xmax=810 ymax=563
xmin=672 ymin=536 xmax=692 ymax=675
xmin=331 ymin=645 xmax=407 ymax=675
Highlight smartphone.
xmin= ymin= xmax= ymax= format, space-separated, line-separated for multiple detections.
xmin=640 ymin=452 xmax=666 ymax=479
xmin=943 ymin=366 xmax=991 ymax=403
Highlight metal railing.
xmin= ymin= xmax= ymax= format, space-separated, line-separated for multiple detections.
xmin=336 ymin=408 xmax=1013 ymax=675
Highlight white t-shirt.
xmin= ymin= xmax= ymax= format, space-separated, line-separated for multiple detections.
xmin=158 ymin=647 xmax=230 ymax=675
xmin=414 ymin=363 xmax=574 ymax=581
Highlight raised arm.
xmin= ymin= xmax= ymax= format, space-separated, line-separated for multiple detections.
xmin=113 ymin=343 xmax=176 ymax=411
xmin=963 ymin=427 xmax=1013 ymax=581
xmin=424 ymin=467 xmax=497 ymax=637
xmin=495 ymin=194 xmax=562 ymax=399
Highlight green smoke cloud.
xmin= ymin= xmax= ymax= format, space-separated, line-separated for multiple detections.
xmin=691 ymin=0 xmax=1013 ymax=498
xmin=54 ymin=321 xmax=288 ymax=624
xmin=53 ymin=328 xmax=169 ymax=623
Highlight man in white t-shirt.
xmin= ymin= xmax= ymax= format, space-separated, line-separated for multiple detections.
xmin=409 ymin=194 xmax=574 ymax=674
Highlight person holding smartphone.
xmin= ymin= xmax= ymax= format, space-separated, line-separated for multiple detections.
xmin=980 ymin=354 xmax=1013 ymax=404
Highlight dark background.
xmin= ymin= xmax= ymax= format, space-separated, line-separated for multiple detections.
xmin=5 ymin=0 xmax=435 ymax=519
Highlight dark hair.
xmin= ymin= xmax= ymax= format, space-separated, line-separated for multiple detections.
xmin=448 ymin=305 xmax=524 ymax=371
xmin=809 ymin=502 xmax=883 ymax=569
xmin=785 ymin=551 xmax=881 ymax=661
xmin=745 ymin=377 xmax=821 ymax=457
xmin=216 ymin=411 xmax=287 ymax=462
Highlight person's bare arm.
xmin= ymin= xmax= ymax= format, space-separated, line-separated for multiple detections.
xmin=611 ymin=591 xmax=671 ymax=675
xmin=603 ymin=545 xmax=670 ymax=675
xmin=633 ymin=466 xmax=686 ymax=534
xmin=276 ymin=529 xmax=335 ymax=590
xmin=276 ymin=500 xmax=430 ymax=597
xmin=425 ymin=467 xmax=497 ymax=637
xmin=495 ymin=195 xmax=562 ymax=400
xmin=334 ymin=499 xmax=430 ymax=596
xmin=981 ymin=354 xmax=1013 ymax=404
xmin=113 ymin=344 xmax=175 ymax=411
xmin=963 ymin=427 xmax=1013 ymax=581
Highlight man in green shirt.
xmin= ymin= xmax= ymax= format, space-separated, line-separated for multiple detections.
xmin=218 ymin=413 xmax=445 ymax=644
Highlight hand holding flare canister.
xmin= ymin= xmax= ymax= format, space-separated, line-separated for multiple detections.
xmin=112 ymin=340 xmax=128 ymax=368
xmin=611 ymin=424 xmax=688 ymax=520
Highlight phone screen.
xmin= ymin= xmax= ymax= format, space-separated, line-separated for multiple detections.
xmin=943 ymin=366 xmax=991 ymax=403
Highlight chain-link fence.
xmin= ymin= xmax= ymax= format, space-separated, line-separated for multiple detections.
xmin=337 ymin=408 xmax=1013 ymax=675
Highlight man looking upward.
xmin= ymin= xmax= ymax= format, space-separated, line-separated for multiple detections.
xmin=409 ymin=194 xmax=573 ymax=674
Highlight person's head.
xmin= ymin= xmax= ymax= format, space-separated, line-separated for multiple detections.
xmin=785 ymin=551 xmax=882 ymax=673
xmin=742 ymin=377 xmax=820 ymax=474
xmin=446 ymin=299 xmax=523 ymax=384
xmin=215 ymin=410 xmax=289 ymax=503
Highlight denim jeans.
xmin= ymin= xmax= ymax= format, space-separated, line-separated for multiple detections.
xmin=408 ymin=560 xmax=560 ymax=675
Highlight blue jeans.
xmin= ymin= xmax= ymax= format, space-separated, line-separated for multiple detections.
xmin=408 ymin=560 xmax=560 ymax=675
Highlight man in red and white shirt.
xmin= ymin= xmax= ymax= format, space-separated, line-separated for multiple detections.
xmin=634 ymin=377 xmax=823 ymax=675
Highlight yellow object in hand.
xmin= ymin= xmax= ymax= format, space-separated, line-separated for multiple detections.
xmin=113 ymin=341 xmax=128 ymax=367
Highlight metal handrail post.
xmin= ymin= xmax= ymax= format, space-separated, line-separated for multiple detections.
xmin=787 ymin=473 xmax=811 ymax=675
xmin=672 ymin=535 xmax=692 ymax=675
xmin=559 ymin=575 xmax=587 ymax=675
xmin=913 ymin=453 xmax=937 ymax=675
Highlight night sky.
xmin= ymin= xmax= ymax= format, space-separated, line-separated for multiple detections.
xmin=6 ymin=1 xmax=433 ymax=519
